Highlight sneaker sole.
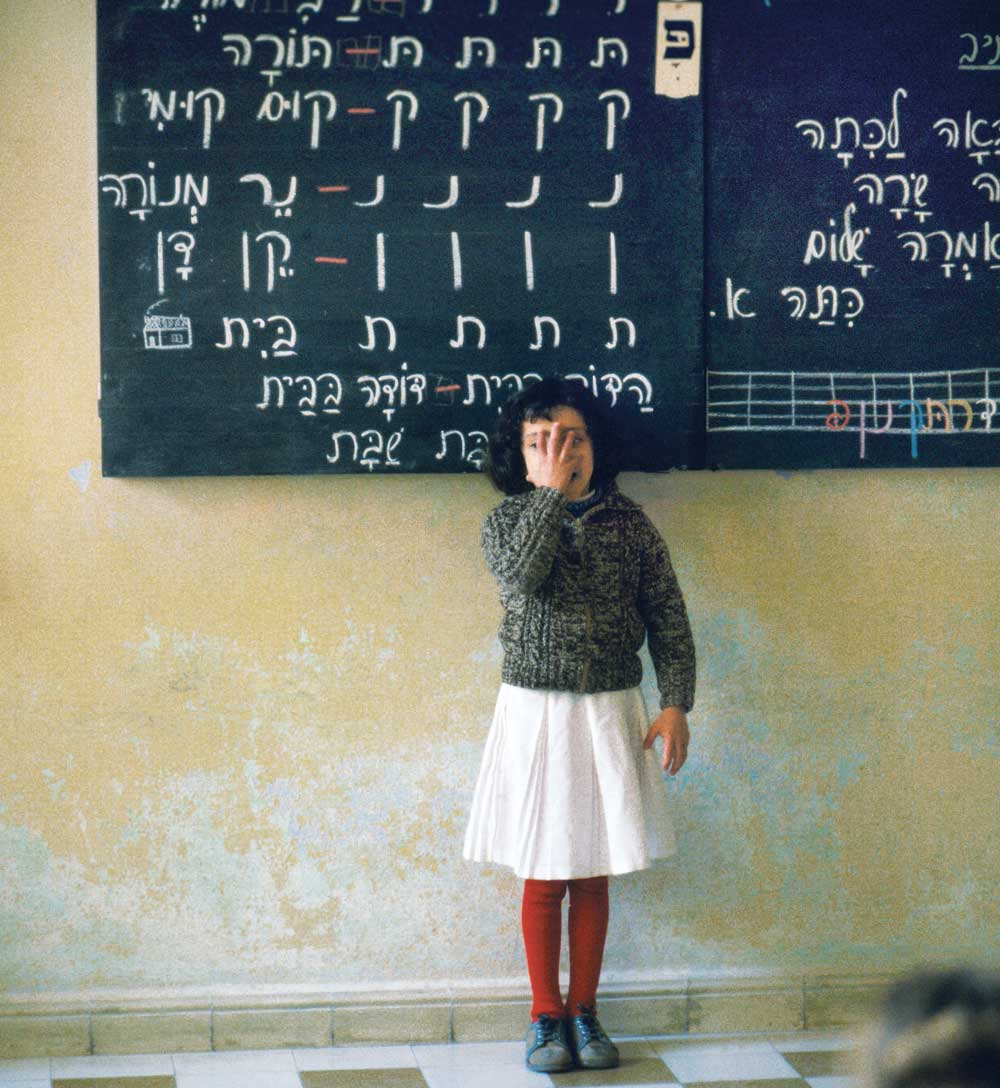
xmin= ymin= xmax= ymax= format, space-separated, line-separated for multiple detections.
xmin=575 ymin=1048 xmax=620 ymax=1070
xmin=526 ymin=1058 xmax=575 ymax=1073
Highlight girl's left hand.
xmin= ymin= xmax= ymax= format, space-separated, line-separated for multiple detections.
xmin=643 ymin=706 xmax=690 ymax=776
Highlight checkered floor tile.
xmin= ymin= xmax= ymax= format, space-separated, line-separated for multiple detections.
xmin=1 ymin=1033 xmax=861 ymax=1088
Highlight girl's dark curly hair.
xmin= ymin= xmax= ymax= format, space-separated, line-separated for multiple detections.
xmin=484 ymin=376 xmax=622 ymax=495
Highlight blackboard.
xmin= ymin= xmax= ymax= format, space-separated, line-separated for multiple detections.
xmin=704 ymin=0 xmax=1000 ymax=469
xmin=97 ymin=0 xmax=704 ymax=475
xmin=98 ymin=0 xmax=1000 ymax=475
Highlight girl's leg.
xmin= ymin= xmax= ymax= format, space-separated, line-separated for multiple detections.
xmin=521 ymin=878 xmax=569 ymax=1020
xmin=566 ymin=875 xmax=610 ymax=1013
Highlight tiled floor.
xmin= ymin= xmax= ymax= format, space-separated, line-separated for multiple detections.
xmin=0 ymin=1032 xmax=861 ymax=1088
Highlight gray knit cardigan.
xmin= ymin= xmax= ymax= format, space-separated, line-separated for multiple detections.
xmin=481 ymin=484 xmax=696 ymax=710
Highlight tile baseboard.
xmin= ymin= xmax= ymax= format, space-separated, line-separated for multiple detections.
xmin=0 ymin=973 xmax=892 ymax=1059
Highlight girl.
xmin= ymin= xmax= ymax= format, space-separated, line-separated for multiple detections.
xmin=463 ymin=377 xmax=696 ymax=1074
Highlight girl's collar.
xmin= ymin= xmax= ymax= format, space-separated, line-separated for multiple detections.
xmin=565 ymin=486 xmax=606 ymax=518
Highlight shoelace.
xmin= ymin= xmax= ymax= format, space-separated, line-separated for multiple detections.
xmin=572 ymin=1005 xmax=609 ymax=1046
xmin=533 ymin=1014 xmax=563 ymax=1047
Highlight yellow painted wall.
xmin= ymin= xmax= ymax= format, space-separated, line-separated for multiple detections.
xmin=2 ymin=2 xmax=998 ymax=998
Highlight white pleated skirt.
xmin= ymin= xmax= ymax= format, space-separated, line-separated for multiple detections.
xmin=463 ymin=684 xmax=677 ymax=880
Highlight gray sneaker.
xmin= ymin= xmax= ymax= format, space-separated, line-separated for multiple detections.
xmin=524 ymin=1014 xmax=574 ymax=1073
xmin=568 ymin=1004 xmax=620 ymax=1069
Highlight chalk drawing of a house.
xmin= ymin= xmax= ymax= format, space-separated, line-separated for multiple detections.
xmin=143 ymin=314 xmax=193 ymax=350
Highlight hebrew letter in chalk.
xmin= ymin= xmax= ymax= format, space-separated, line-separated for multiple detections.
xmin=839 ymin=289 xmax=864 ymax=327
xmin=384 ymin=36 xmax=423 ymax=68
xmin=606 ymin=317 xmax=636 ymax=349
xmin=222 ymin=34 xmax=252 ymax=66
xmin=294 ymin=375 xmax=320 ymax=417
xmin=193 ymin=89 xmax=225 ymax=149
xmin=327 ymin=431 xmax=359 ymax=465
xmin=530 ymin=316 xmax=561 ymax=350
xmin=143 ymin=88 xmax=177 ymax=128
xmin=387 ymin=90 xmax=419 ymax=151
xmin=450 ymin=232 xmax=463 ymax=290
xmin=526 ymin=37 xmax=562 ymax=69
xmin=456 ymin=36 xmax=497 ymax=69
xmin=216 ymin=317 xmax=251 ymax=350
xmin=591 ymin=37 xmax=629 ymax=68
xmin=463 ymin=375 xmax=494 ymax=404
xmin=303 ymin=91 xmax=336 ymax=149
xmin=506 ymin=176 xmax=541 ymax=208
xmin=947 ymin=399 xmax=974 ymax=431
xmin=256 ymin=376 xmax=290 ymax=410
xmin=354 ymin=175 xmax=385 ymax=207
xmin=243 ymin=231 xmax=292 ymax=293
xmin=529 ymin=93 xmax=563 ymax=151
xmin=98 ymin=173 xmax=146 ymax=211
xmin=588 ymin=174 xmax=623 ymax=208
xmin=974 ymin=172 xmax=1000 ymax=203
xmin=450 ymin=315 xmax=487 ymax=349
xmin=298 ymin=3 xmax=325 ymax=27
xmin=375 ymin=233 xmax=386 ymax=291
xmin=454 ymin=92 xmax=490 ymax=150
xmin=608 ymin=232 xmax=619 ymax=295
xmin=423 ymin=176 xmax=459 ymax=209
xmin=599 ymin=90 xmax=629 ymax=151
xmin=435 ymin=429 xmax=488 ymax=465
xmin=620 ymin=372 xmax=653 ymax=412
xmin=240 ymin=174 xmax=298 ymax=218
xmin=359 ymin=315 xmax=397 ymax=351
xmin=264 ymin=315 xmax=298 ymax=357
xmin=316 ymin=373 xmax=343 ymax=415
xmin=924 ymin=399 xmax=952 ymax=432
xmin=808 ymin=285 xmax=840 ymax=321
xmin=780 ymin=286 xmax=809 ymax=319
xmin=436 ymin=430 xmax=466 ymax=460
xmin=154 ymin=230 xmax=195 ymax=293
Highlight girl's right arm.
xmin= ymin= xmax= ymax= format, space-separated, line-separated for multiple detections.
xmin=481 ymin=487 xmax=566 ymax=595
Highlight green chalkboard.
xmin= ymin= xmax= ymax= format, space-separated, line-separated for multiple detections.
xmin=97 ymin=0 xmax=704 ymax=475
xmin=703 ymin=0 xmax=1000 ymax=468
xmin=99 ymin=1 xmax=1000 ymax=474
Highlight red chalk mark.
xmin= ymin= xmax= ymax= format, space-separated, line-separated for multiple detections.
xmin=317 ymin=185 xmax=350 ymax=193
xmin=344 ymin=48 xmax=381 ymax=55
xmin=315 ymin=256 xmax=349 ymax=265
xmin=348 ymin=107 xmax=376 ymax=115
xmin=436 ymin=384 xmax=461 ymax=393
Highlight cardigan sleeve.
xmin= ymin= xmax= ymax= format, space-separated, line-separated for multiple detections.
xmin=481 ymin=487 xmax=567 ymax=596
xmin=635 ymin=513 xmax=696 ymax=712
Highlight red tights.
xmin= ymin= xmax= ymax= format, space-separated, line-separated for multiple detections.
xmin=521 ymin=876 xmax=609 ymax=1021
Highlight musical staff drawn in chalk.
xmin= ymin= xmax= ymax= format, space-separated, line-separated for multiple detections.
xmin=707 ymin=367 xmax=998 ymax=435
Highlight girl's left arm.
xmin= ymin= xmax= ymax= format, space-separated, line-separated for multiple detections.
xmin=635 ymin=515 xmax=696 ymax=775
